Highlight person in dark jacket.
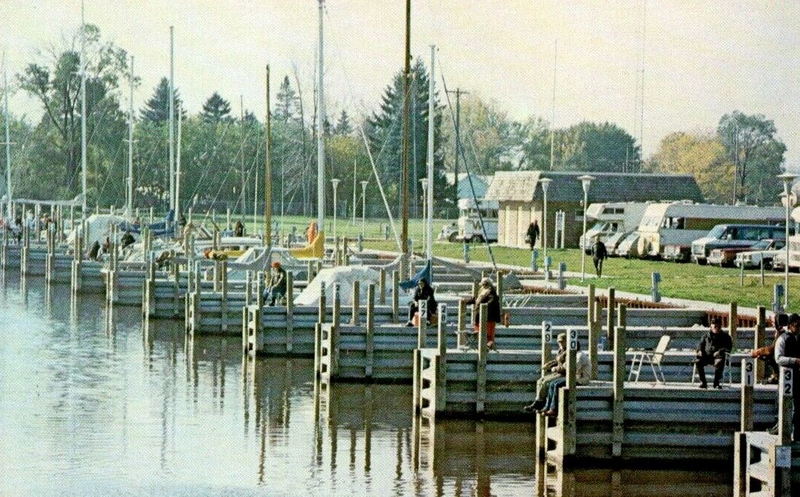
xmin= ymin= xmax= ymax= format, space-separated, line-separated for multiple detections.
xmin=525 ymin=221 xmax=540 ymax=250
xmin=694 ymin=318 xmax=733 ymax=389
xmin=775 ymin=313 xmax=800 ymax=440
xmin=406 ymin=278 xmax=438 ymax=326
xmin=120 ymin=231 xmax=135 ymax=250
xmin=592 ymin=239 xmax=608 ymax=277
xmin=464 ymin=277 xmax=501 ymax=349
xmin=234 ymin=220 xmax=245 ymax=237
xmin=87 ymin=240 xmax=101 ymax=261
xmin=265 ymin=261 xmax=287 ymax=306
xmin=523 ymin=333 xmax=567 ymax=412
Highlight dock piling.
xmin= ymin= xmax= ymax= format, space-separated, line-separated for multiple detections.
xmin=612 ymin=304 xmax=627 ymax=458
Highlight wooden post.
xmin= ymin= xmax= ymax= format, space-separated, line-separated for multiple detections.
xmin=417 ymin=300 xmax=427 ymax=349
xmin=541 ymin=321 xmax=553 ymax=373
xmin=365 ymin=284 xmax=375 ymax=378
xmin=606 ymin=287 xmax=616 ymax=346
xmin=318 ymin=281 xmax=327 ymax=324
xmin=351 ymin=280 xmax=360 ymax=325
xmin=587 ymin=284 xmax=599 ymax=380
xmin=285 ymin=271 xmax=294 ymax=353
xmin=754 ymin=306 xmax=766 ymax=381
xmin=244 ymin=271 xmax=253 ymax=306
xmin=496 ymin=271 xmax=503 ymax=318
xmin=562 ymin=327 xmax=578 ymax=456
xmin=306 ymin=259 xmax=314 ymax=283
xmin=471 ymin=280 xmax=479 ymax=300
xmin=612 ymin=304 xmax=626 ymax=458
xmin=391 ymin=269 xmax=399 ymax=322
xmin=457 ymin=299 xmax=467 ymax=348
xmin=476 ymin=303 xmax=488 ymax=415
xmin=437 ymin=304 xmax=448 ymax=355
xmin=435 ymin=304 xmax=449 ymax=414
xmin=729 ymin=301 xmax=738 ymax=352
xmin=740 ymin=358 xmax=754 ymax=432
xmin=331 ymin=283 xmax=341 ymax=377
xmin=378 ymin=268 xmax=386 ymax=305
xmin=220 ymin=260 xmax=229 ymax=332
xmin=255 ymin=270 xmax=265 ymax=308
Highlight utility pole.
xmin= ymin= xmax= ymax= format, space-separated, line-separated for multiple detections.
xmin=446 ymin=88 xmax=467 ymax=215
xmin=400 ymin=0 xmax=411 ymax=256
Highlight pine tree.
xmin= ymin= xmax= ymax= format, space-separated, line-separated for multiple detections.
xmin=140 ymin=77 xmax=184 ymax=123
xmin=201 ymin=92 xmax=232 ymax=123
xmin=334 ymin=110 xmax=353 ymax=135
xmin=274 ymin=76 xmax=298 ymax=123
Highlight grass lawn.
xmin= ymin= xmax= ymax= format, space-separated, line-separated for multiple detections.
xmin=363 ymin=240 xmax=795 ymax=311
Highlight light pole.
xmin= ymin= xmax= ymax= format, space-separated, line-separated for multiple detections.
xmin=331 ymin=178 xmax=340 ymax=242
xmin=540 ymin=178 xmax=552 ymax=265
xmin=779 ymin=172 xmax=797 ymax=309
xmin=420 ymin=178 xmax=428 ymax=253
xmin=578 ymin=175 xmax=595 ymax=281
xmin=360 ymin=180 xmax=369 ymax=238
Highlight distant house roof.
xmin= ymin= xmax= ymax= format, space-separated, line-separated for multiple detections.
xmin=445 ymin=173 xmax=491 ymax=200
xmin=484 ymin=171 xmax=704 ymax=204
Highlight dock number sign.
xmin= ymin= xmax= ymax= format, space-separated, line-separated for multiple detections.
xmin=569 ymin=329 xmax=578 ymax=351
xmin=742 ymin=360 xmax=754 ymax=387
xmin=542 ymin=321 xmax=553 ymax=343
xmin=781 ymin=368 xmax=794 ymax=397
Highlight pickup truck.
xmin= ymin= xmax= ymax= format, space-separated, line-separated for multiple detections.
xmin=733 ymin=239 xmax=785 ymax=269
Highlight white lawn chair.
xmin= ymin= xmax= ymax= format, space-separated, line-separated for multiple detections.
xmin=628 ymin=335 xmax=671 ymax=384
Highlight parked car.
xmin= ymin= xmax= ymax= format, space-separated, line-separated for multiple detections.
xmin=615 ymin=232 xmax=640 ymax=258
xmin=691 ymin=224 xmax=785 ymax=265
xmin=734 ymin=239 xmax=786 ymax=269
xmin=438 ymin=222 xmax=459 ymax=242
xmin=773 ymin=251 xmax=787 ymax=272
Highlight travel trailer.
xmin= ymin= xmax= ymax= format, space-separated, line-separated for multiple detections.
xmin=635 ymin=201 xmax=784 ymax=261
xmin=449 ymin=197 xmax=499 ymax=243
xmin=579 ymin=202 xmax=649 ymax=251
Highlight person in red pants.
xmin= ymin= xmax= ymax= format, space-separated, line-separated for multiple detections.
xmin=464 ymin=277 xmax=501 ymax=349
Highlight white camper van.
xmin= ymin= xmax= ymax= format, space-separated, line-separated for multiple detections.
xmin=453 ymin=198 xmax=499 ymax=243
xmin=579 ymin=202 xmax=649 ymax=251
xmin=635 ymin=201 xmax=785 ymax=261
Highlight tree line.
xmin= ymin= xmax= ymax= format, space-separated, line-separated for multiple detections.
xmin=0 ymin=25 xmax=787 ymax=219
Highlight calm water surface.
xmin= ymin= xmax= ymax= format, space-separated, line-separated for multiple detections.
xmin=0 ymin=276 xmax=730 ymax=496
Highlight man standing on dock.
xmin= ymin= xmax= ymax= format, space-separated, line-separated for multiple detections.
xmin=775 ymin=313 xmax=800 ymax=440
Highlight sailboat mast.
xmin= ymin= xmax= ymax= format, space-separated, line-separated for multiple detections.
xmin=174 ymin=104 xmax=182 ymax=237
xmin=400 ymin=0 xmax=411 ymax=255
xmin=126 ymin=55 xmax=134 ymax=218
xmin=3 ymin=59 xmax=12 ymax=217
xmin=316 ymin=0 xmax=325 ymax=237
xmin=80 ymin=0 xmax=88 ymax=216
xmin=168 ymin=26 xmax=175 ymax=215
xmin=264 ymin=64 xmax=272 ymax=247
xmin=549 ymin=40 xmax=557 ymax=171
xmin=426 ymin=46 xmax=435 ymax=261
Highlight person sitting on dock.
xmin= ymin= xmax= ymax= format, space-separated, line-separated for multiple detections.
xmin=541 ymin=344 xmax=591 ymax=417
xmin=87 ymin=240 xmax=101 ymax=261
xmin=775 ymin=313 xmax=800 ymax=441
xmin=120 ymin=231 xmax=135 ymax=250
xmin=406 ymin=278 xmax=437 ymax=326
xmin=751 ymin=313 xmax=787 ymax=384
xmin=464 ymin=277 xmax=501 ymax=349
xmin=265 ymin=261 xmax=287 ymax=306
xmin=523 ymin=333 xmax=568 ymax=412
xmin=694 ymin=317 xmax=733 ymax=389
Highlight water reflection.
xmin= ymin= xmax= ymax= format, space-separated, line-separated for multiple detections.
xmin=0 ymin=277 xmax=733 ymax=497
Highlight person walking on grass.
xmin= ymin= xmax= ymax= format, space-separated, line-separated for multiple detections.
xmin=592 ymin=238 xmax=607 ymax=277
xmin=525 ymin=221 xmax=540 ymax=250
xmin=775 ymin=313 xmax=800 ymax=441
xmin=694 ymin=317 xmax=732 ymax=389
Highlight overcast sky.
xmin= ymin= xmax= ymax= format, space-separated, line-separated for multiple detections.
xmin=3 ymin=1 xmax=799 ymax=164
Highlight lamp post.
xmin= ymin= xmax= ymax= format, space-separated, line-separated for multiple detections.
xmin=540 ymin=178 xmax=552 ymax=265
xmin=331 ymin=178 xmax=340 ymax=242
xmin=420 ymin=178 xmax=428 ymax=252
xmin=360 ymin=180 xmax=369 ymax=238
xmin=577 ymin=175 xmax=595 ymax=281
xmin=779 ymin=172 xmax=797 ymax=309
